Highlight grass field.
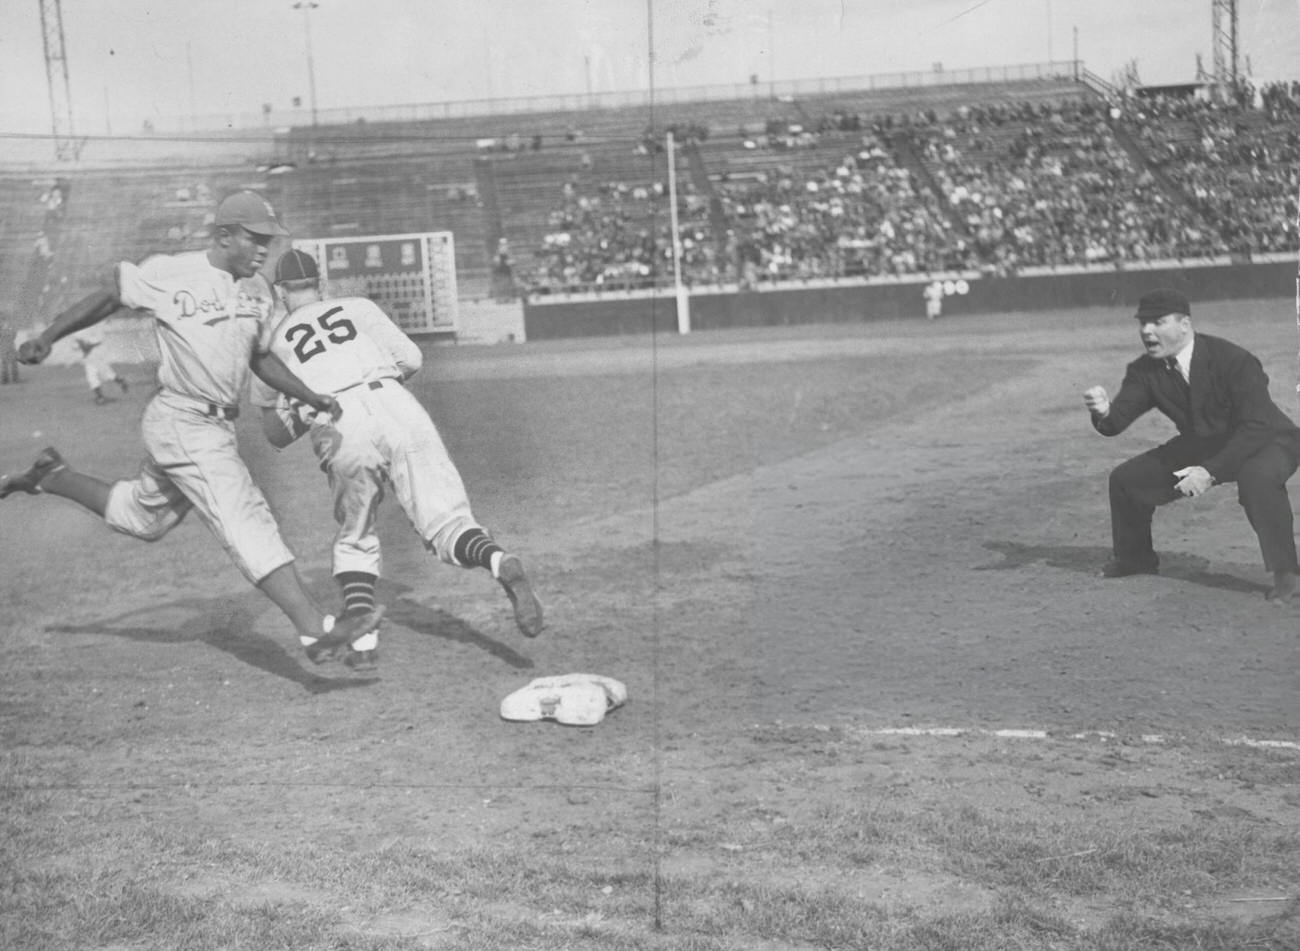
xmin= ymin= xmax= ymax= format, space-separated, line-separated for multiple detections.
xmin=1 ymin=300 xmax=1297 ymax=949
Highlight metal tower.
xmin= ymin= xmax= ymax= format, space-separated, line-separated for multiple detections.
xmin=39 ymin=0 xmax=80 ymax=161
xmin=1211 ymin=0 xmax=1239 ymax=100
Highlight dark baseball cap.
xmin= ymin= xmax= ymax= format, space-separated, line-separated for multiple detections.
xmin=214 ymin=190 xmax=289 ymax=237
xmin=1134 ymin=288 xmax=1190 ymax=320
xmin=274 ymin=248 xmax=319 ymax=283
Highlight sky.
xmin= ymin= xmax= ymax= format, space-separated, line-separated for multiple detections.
xmin=1 ymin=0 xmax=1297 ymax=136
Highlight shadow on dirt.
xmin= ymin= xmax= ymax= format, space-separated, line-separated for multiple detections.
xmin=45 ymin=596 xmax=380 ymax=694
xmin=381 ymin=580 xmax=534 ymax=669
xmin=975 ymin=541 xmax=1266 ymax=595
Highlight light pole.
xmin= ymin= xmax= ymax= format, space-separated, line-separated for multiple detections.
xmin=293 ymin=1 xmax=319 ymax=127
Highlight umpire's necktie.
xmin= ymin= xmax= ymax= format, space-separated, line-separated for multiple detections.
xmin=1166 ymin=357 xmax=1191 ymax=407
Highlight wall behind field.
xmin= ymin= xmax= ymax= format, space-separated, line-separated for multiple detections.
xmin=522 ymin=259 xmax=1299 ymax=340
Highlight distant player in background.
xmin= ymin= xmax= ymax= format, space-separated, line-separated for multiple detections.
xmin=923 ymin=281 xmax=944 ymax=321
xmin=2 ymin=191 xmax=382 ymax=665
xmin=252 ymin=249 xmax=543 ymax=661
xmin=74 ymin=334 xmax=129 ymax=404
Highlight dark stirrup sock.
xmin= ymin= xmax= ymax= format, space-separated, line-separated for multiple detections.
xmin=453 ymin=528 xmax=504 ymax=571
xmin=337 ymin=571 xmax=378 ymax=617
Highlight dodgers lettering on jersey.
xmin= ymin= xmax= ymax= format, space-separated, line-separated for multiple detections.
xmin=117 ymin=251 xmax=276 ymax=406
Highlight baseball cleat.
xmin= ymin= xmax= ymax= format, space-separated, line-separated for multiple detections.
xmin=0 ymin=447 xmax=67 ymax=499
xmin=344 ymin=628 xmax=379 ymax=670
xmin=345 ymin=648 xmax=379 ymax=672
xmin=496 ymin=553 xmax=544 ymax=638
xmin=304 ymin=606 xmax=385 ymax=664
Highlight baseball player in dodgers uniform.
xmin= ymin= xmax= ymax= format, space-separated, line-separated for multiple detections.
xmin=250 ymin=249 xmax=543 ymax=649
xmin=1 ymin=191 xmax=382 ymax=665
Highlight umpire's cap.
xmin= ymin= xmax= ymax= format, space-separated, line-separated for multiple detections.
xmin=214 ymin=190 xmax=289 ymax=237
xmin=274 ymin=248 xmax=320 ymax=284
xmin=1134 ymin=288 xmax=1190 ymax=321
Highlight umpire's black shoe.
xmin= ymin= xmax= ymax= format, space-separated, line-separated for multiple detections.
xmin=496 ymin=554 xmax=544 ymax=638
xmin=1100 ymin=559 xmax=1158 ymax=579
xmin=0 ymin=447 xmax=67 ymax=499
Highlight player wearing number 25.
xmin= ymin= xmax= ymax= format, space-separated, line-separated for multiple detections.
xmin=1 ymin=191 xmax=382 ymax=664
xmin=1083 ymin=288 xmax=1300 ymax=602
xmin=251 ymin=249 xmax=543 ymax=650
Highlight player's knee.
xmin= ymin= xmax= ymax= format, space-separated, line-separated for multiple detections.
xmin=1108 ymin=464 xmax=1134 ymax=494
xmin=107 ymin=502 xmax=184 ymax=542
xmin=135 ymin=512 xmax=183 ymax=541
xmin=1236 ymin=476 xmax=1282 ymax=509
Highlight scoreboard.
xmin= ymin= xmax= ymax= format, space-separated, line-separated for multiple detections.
xmin=293 ymin=231 xmax=459 ymax=335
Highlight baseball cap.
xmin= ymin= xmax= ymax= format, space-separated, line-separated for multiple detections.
xmin=1134 ymin=288 xmax=1190 ymax=320
xmin=274 ymin=248 xmax=319 ymax=283
xmin=214 ymin=190 xmax=289 ymax=237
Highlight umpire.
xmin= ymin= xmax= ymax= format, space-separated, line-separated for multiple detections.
xmin=1083 ymin=288 xmax=1300 ymax=601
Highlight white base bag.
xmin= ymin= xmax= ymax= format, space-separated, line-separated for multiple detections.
xmin=499 ymin=673 xmax=628 ymax=726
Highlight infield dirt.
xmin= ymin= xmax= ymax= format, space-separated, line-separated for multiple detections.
xmin=1 ymin=304 xmax=1296 ymax=946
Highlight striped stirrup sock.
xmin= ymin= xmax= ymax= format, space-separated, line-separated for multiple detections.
xmin=453 ymin=528 xmax=503 ymax=571
xmin=336 ymin=571 xmax=378 ymax=617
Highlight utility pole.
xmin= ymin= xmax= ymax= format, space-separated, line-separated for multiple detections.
xmin=767 ymin=7 xmax=775 ymax=100
xmin=187 ymin=41 xmax=197 ymax=128
xmin=1046 ymin=0 xmax=1053 ymax=64
xmin=294 ymin=1 xmax=320 ymax=126
xmin=1211 ymin=0 xmax=1239 ymax=102
xmin=38 ymin=0 xmax=80 ymax=161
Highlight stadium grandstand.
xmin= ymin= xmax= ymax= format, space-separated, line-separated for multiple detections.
xmin=1 ymin=60 xmax=1296 ymax=342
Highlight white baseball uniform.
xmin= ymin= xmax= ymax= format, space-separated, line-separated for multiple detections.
xmin=83 ymin=351 xmax=115 ymax=390
xmin=102 ymin=251 xmax=295 ymax=583
xmin=923 ymin=282 xmax=943 ymax=319
xmin=77 ymin=337 xmax=119 ymax=390
xmin=249 ymin=296 xmax=481 ymax=577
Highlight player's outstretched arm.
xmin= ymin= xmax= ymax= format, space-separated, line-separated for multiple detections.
xmin=18 ymin=290 xmax=121 ymax=364
xmin=249 ymin=349 xmax=340 ymax=420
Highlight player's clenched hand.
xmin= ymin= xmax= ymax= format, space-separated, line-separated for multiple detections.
xmin=17 ymin=337 xmax=50 ymax=365
xmin=1083 ymin=385 xmax=1109 ymax=416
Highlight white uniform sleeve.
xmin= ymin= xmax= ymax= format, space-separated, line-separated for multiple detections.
xmin=116 ymin=258 xmax=166 ymax=314
xmin=356 ymin=302 xmax=423 ymax=379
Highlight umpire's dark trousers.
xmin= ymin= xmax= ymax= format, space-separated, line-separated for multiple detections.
xmin=1109 ymin=436 xmax=1299 ymax=573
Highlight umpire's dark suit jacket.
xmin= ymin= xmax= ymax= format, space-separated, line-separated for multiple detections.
xmin=1093 ymin=332 xmax=1300 ymax=481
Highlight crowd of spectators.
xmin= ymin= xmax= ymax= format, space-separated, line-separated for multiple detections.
xmin=1122 ymin=84 xmax=1299 ymax=257
xmin=913 ymin=97 xmax=1222 ymax=270
xmin=521 ymin=83 xmax=1299 ymax=297
xmin=714 ymin=134 xmax=970 ymax=284
xmin=530 ymin=176 xmax=723 ymax=292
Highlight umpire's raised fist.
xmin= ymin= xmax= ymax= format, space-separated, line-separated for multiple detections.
xmin=17 ymin=337 xmax=51 ymax=365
